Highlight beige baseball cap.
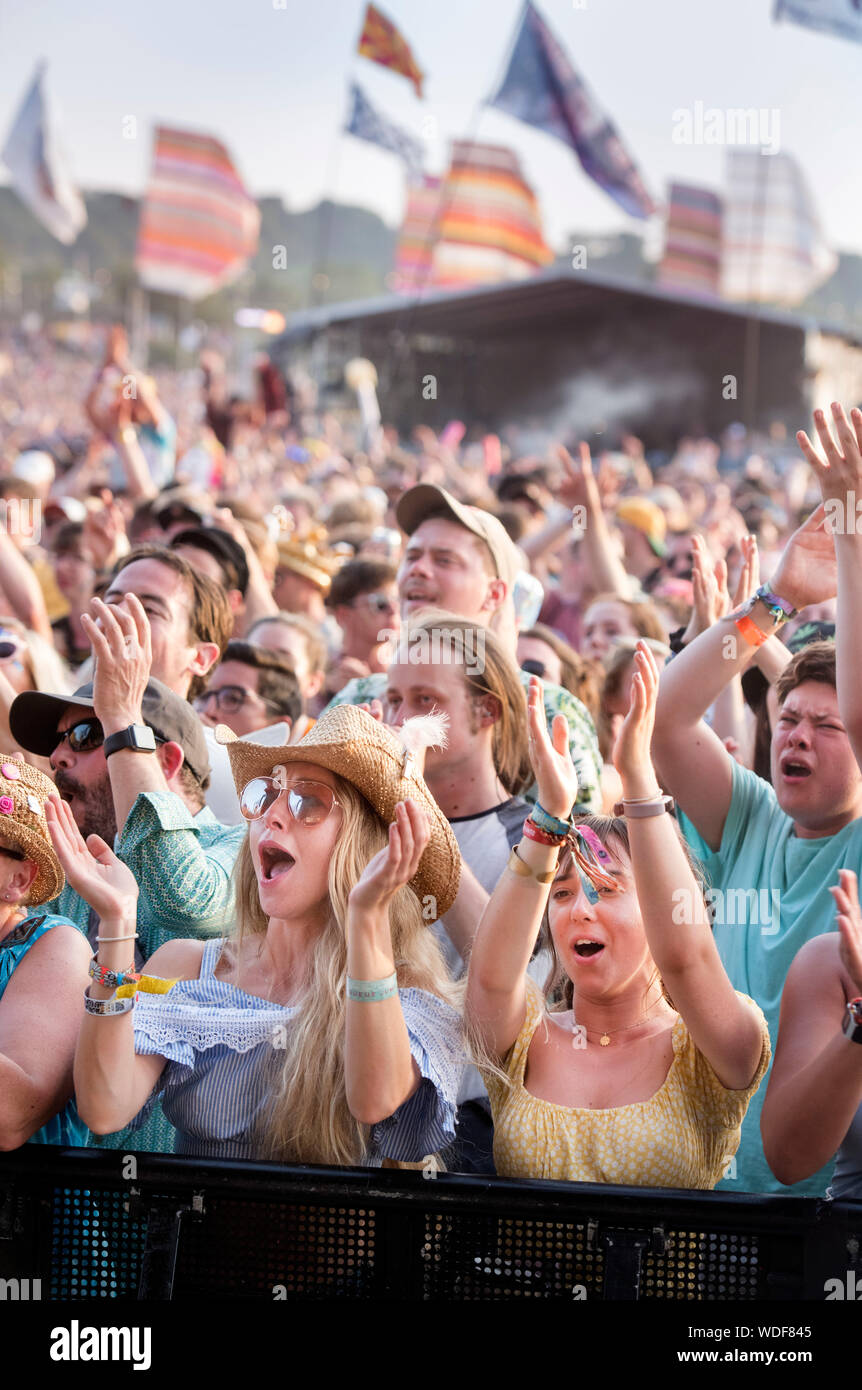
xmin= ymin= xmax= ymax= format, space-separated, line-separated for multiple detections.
xmin=395 ymin=485 xmax=521 ymax=592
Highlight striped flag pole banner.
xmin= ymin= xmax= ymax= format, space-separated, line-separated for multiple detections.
xmin=344 ymin=81 xmax=425 ymax=182
xmin=358 ymin=2 xmax=424 ymax=96
xmin=720 ymin=149 xmax=836 ymax=307
xmin=487 ymin=0 xmax=656 ymax=220
xmin=657 ymin=182 xmax=723 ymax=298
xmin=774 ymin=0 xmax=862 ymax=43
xmin=1 ymin=63 xmax=87 ymax=244
xmin=394 ymin=141 xmax=554 ymax=292
xmin=135 ymin=127 xmax=260 ymax=300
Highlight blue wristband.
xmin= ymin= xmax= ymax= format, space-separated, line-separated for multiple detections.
xmin=531 ymin=802 xmax=573 ymax=837
xmin=346 ymin=971 xmax=398 ymax=1002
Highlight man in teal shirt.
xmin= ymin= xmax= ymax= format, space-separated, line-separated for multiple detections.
xmin=654 ymin=461 xmax=862 ymax=1196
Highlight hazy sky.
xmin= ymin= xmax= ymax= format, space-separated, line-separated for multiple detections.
xmin=1 ymin=0 xmax=860 ymax=256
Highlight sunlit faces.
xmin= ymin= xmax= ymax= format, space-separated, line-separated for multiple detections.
xmin=248 ymin=761 xmax=343 ymax=919
xmin=581 ymin=600 xmax=639 ymax=665
xmin=397 ymin=518 xmax=501 ymax=623
xmin=384 ymin=651 xmax=492 ymax=774
xmin=770 ymin=680 xmax=862 ymax=835
xmin=104 ymin=559 xmax=212 ymax=698
xmin=547 ymin=850 xmax=653 ymax=999
xmin=195 ymin=660 xmax=279 ymax=737
xmin=49 ymin=705 xmax=117 ymax=843
xmin=517 ymin=634 xmax=562 ymax=687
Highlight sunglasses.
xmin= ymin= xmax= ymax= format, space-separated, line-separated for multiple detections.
xmin=520 ymin=658 xmax=548 ymax=680
xmin=239 ymin=771 xmax=341 ymax=825
xmin=52 ymin=717 xmax=104 ymax=755
xmin=352 ymin=592 xmax=397 ymax=614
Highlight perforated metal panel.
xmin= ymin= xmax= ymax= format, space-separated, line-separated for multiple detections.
xmin=50 ymin=1186 xmax=147 ymax=1298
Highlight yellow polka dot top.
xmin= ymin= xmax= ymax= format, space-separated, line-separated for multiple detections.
xmin=483 ymin=979 xmax=771 ymax=1189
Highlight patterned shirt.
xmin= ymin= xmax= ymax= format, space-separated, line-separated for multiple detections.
xmin=322 ymin=670 xmax=602 ymax=813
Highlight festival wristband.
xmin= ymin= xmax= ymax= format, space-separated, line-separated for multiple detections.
xmin=89 ymin=959 xmax=139 ymax=991
xmin=755 ymin=584 xmax=797 ymax=624
xmin=734 ymin=613 xmax=769 ymax=648
xmin=523 ymin=817 xmax=566 ymax=846
xmin=346 ymin=971 xmax=398 ymax=1002
xmin=83 ymin=988 xmax=134 ymax=1017
xmin=115 ymin=975 xmax=179 ymax=1000
xmin=530 ymin=803 xmax=573 ymax=837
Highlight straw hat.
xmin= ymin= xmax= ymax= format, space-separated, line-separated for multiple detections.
xmin=275 ymin=527 xmax=343 ymax=594
xmin=216 ymin=706 xmax=461 ymax=916
xmin=0 ymin=757 xmax=64 ymax=905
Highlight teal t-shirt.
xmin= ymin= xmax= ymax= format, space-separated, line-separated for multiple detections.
xmin=679 ymin=759 xmax=862 ymax=1197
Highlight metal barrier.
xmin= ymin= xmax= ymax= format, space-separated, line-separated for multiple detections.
xmin=0 ymin=1148 xmax=860 ymax=1301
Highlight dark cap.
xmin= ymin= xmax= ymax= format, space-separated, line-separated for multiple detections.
xmin=9 ymin=678 xmax=211 ymax=786
xmin=170 ymin=526 xmax=250 ymax=597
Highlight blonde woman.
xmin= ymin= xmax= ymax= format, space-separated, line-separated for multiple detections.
xmin=466 ymin=642 xmax=770 ymax=1188
xmin=49 ymin=706 xmax=464 ymax=1165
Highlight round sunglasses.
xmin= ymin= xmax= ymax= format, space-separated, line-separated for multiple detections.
xmin=51 ymin=718 xmax=105 ymax=755
xmin=239 ymin=775 xmax=341 ymax=825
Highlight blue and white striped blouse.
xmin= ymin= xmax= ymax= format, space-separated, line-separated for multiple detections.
xmin=131 ymin=937 xmax=464 ymax=1163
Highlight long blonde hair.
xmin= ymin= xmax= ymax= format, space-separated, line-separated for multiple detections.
xmin=232 ymin=775 xmax=457 ymax=1165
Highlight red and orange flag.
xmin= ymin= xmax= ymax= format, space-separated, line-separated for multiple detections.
xmin=358 ymin=3 xmax=424 ymax=98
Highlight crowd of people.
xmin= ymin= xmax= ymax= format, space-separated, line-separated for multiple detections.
xmin=0 ymin=320 xmax=860 ymax=1208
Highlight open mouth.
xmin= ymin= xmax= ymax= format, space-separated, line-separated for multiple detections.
xmin=573 ymin=939 xmax=605 ymax=959
xmin=259 ymin=845 xmax=295 ymax=881
xmin=781 ymin=759 xmax=812 ymax=780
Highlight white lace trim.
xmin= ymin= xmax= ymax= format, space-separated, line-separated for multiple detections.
xmin=133 ymin=994 xmax=297 ymax=1057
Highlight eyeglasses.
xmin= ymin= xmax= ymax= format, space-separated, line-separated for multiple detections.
xmin=520 ymin=658 xmax=548 ymax=680
xmin=351 ymin=592 xmax=397 ymax=614
xmin=194 ymin=686 xmax=279 ymax=717
xmin=239 ymin=773 xmax=341 ymax=825
xmin=52 ymin=718 xmax=104 ymax=755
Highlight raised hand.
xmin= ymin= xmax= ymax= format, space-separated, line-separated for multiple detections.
xmin=612 ymin=641 xmax=662 ymax=793
xmin=797 ymin=402 xmax=862 ymax=512
xmin=45 ymin=793 xmax=138 ymax=925
xmin=348 ymin=798 xmax=429 ymax=916
xmin=685 ymin=534 xmax=727 ymax=640
xmin=730 ymin=533 xmax=760 ymax=608
xmin=556 ymin=442 xmax=597 ymax=513
xmin=768 ymin=502 xmax=837 ymax=614
xmin=526 ymin=674 xmax=578 ymax=819
xmin=81 ymin=593 xmax=152 ymax=733
xmin=829 ymin=869 xmax=862 ymax=996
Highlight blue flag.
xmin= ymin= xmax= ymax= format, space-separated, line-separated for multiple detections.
xmin=344 ymin=81 xmax=424 ymax=183
xmin=487 ymin=2 xmax=655 ymax=219
xmin=775 ymin=0 xmax=862 ymax=44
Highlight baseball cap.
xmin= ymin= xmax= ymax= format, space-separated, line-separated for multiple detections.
xmin=395 ymin=484 xmax=522 ymax=592
xmin=616 ymin=497 xmax=668 ymax=559
xmin=10 ymin=677 xmax=211 ymax=786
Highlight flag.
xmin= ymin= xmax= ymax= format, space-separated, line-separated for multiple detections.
xmin=1 ymin=65 xmax=86 ymax=244
xmin=721 ymin=150 xmax=836 ymax=306
xmin=487 ymin=1 xmax=655 ymax=219
xmin=135 ymin=127 xmax=260 ymax=300
xmin=358 ymin=3 xmax=424 ymax=97
xmin=775 ymin=0 xmax=862 ymax=44
xmin=393 ymin=174 xmax=442 ymax=289
xmin=394 ymin=142 xmax=554 ymax=292
xmin=344 ymin=82 xmax=424 ymax=181
xmin=658 ymin=182 xmax=723 ymax=298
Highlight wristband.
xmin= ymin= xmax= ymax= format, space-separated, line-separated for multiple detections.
xmin=530 ymin=803 xmax=573 ymax=838
xmin=734 ymin=614 xmax=769 ymax=649
xmin=523 ymin=817 xmax=566 ymax=846
xmin=506 ymin=844 xmax=557 ymax=884
xmin=346 ymin=971 xmax=398 ymax=1002
xmin=89 ymin=959 xmax=139 ymax=991
xmin=83 ymin=987 xmax=134 ymax=1017
xmin=612 ymin=795 xmax=675 ymax=818
xmin=755 ymin=584 xmax=797 ymax=624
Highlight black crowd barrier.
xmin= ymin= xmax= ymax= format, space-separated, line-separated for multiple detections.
xmin=0 ymin=1147 xmax=860 ymax=1301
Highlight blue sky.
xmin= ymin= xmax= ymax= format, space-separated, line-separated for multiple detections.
xmin=1 ymin=0 xmax=860 ymax=255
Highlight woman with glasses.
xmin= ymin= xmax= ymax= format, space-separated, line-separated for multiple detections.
xmin=0 ymin=758 xmax=91 ymax=1149
xmin=48 ymin=706 xmax=465 ymax=1165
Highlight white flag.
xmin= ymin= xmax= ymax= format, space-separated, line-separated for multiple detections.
xmin=1 ymin=65 xmax=86 ymax=245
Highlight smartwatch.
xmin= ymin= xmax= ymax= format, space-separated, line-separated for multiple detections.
xmin=103 ymin=725 xmax=157 ymax=759
xmin=842 ymin=997 xmax=862 ymax=1045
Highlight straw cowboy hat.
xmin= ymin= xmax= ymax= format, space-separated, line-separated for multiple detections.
xmin=0 ymin=757 xmax=64 ymax=904
xmin=217 ymin=705 xmax=461 ymax=916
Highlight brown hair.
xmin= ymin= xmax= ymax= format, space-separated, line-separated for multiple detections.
xmin=220 ymin=640 xmax=303 ymax=721
xmin=521 ymin=624 xmax=601 ymax=723
xmin=585 ymin=592 xmax=667 ymax=646
xmin=327 ymin=558 xmax=397 ymax=609
xmin=775 ymin=640 xmax=836 ymax=705
xmin=111 ymin=545 xmax=232 ymax=700
xmin=246 ymin=612 xmax=327 ymax=678
xmin=406 ymin=610 xmax=531 ymax=796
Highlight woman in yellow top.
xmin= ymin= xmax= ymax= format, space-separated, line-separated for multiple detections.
xmin=466 ymin=641 xmax=770 ymax=1189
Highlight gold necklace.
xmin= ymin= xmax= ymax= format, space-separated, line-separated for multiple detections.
xmin=573 ymin=1004 xmax=668 ymax=1049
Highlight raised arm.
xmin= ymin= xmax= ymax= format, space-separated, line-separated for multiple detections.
xmin=761 ymin=871 xmax=862 ymax=1185
xmin=615 ymin=642 xmax=765 ymax=1090
xmin=652 ymin=506 xmax=836 ymax=850
xmin=797 ymin=403 xmax=862 ymax=773
xmin=466 ymin=679 xmax=576 ymax=1058
xmin=0 ymin=921 xmax=91 ymax=1149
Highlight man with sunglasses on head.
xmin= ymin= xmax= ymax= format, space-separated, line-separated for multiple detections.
xmin=322 ymin=559 xmax=399 ymax=704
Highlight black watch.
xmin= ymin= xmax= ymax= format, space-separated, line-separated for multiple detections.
xmin=842 ymin=998 xmax=862 ymax=1045
xmin=103 ymin=724 xmax=157 ymax=759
